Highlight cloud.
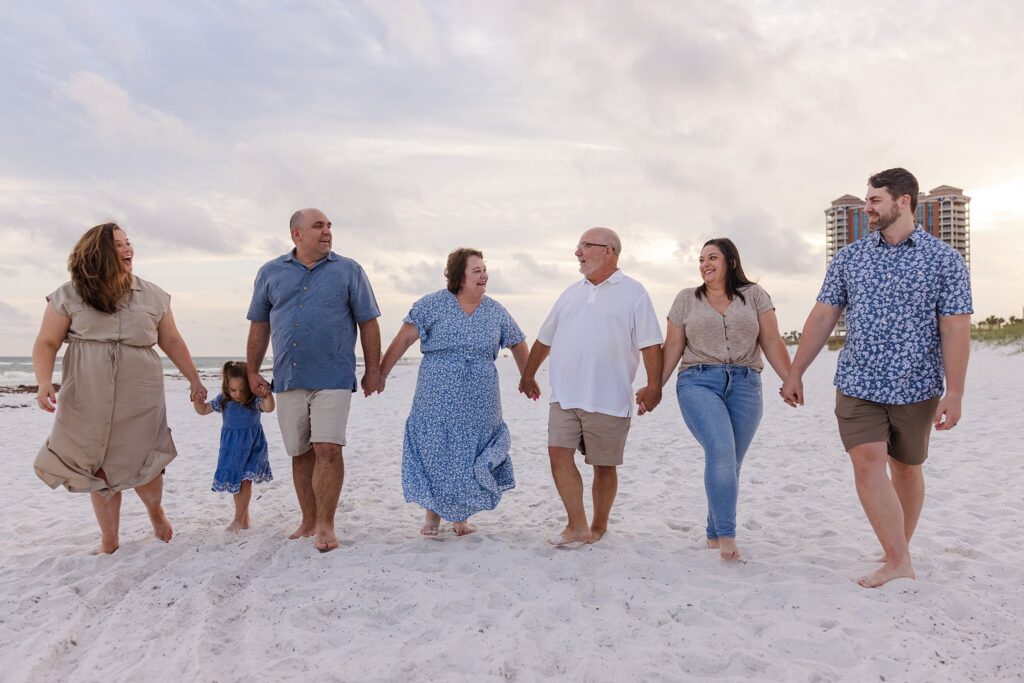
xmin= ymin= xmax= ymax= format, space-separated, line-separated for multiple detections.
xmin=0 ymin=301 xmax=32 ymax=333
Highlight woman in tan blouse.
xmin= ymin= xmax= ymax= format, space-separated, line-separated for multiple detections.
xmin=32 ymin=223 xmax=207 ymax=554
xmin=655 ymin=238 xmax=791 ymax=560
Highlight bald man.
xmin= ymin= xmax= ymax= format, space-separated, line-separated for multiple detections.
xmin=247 ymin=208 xmax=381 ymax=552
xmin=520 ymin=227 xmax=664 ymax=545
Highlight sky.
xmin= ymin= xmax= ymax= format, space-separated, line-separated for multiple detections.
xmin=2 ymin=1 xmax=1023 ymax=356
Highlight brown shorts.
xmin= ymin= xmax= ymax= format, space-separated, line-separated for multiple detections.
xmin=834 ymin=390 xmax=940 ymax=465
xmin=548 ymin=402 xmax=631 ymax=466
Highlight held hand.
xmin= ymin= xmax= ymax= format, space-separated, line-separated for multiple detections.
xmin=779 ymin=376 xmax=803 ymax=407
xmin=249 ymin=372 xmax=271 ymax=398
xmin=189 ymin=381 xmax=208 ymax=403
xmin=376 ymin=374 xmax=387 ymax=395
xmin=933 ymin=393 xmax=962 ymax=430
xmin=635 ymin=385 xmax=662 ymax=415
xmin=518 ymin=376 xmax=541 ymax=401
xmin=36 ymin=383 xmax=57 ymax=412
xmin=361 ymin=367 xmax=381 ymax=397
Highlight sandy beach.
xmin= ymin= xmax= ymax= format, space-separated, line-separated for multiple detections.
xmin=1 ymin=346 xmax=1022 ymax=682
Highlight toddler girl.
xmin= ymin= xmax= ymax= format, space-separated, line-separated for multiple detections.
xmin=194 ymin=361 xmax=274 ymax=531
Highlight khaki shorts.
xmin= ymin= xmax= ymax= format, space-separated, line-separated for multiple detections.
xmin=276 ymin=388 xmax=352 ymax=456
xmin=548 ymin=402 xmax=631 ymax=466
xmin=834 ymin=390 xmax=940 ymax=465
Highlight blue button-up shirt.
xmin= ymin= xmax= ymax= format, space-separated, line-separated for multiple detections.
xmin=817 ymin=226 xmax=972 ymax=405
xmin=247 ymin=251 xmax=380 ymax=392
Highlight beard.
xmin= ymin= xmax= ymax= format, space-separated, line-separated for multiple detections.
xmin=867 ymin=204 xmax=899 ymax=232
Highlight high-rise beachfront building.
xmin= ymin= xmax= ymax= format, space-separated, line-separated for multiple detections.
xmin=824 ymin=185 xmax=971 ymax=336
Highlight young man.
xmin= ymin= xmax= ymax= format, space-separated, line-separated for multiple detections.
xmin=781 ymin=168 xmax=972 ymax=587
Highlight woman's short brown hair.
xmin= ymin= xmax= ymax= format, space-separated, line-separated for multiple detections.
xmin=67 ymin=222 xmax=133 ymax=314
xmin=444 ymin=248 xmax=484 ymax=294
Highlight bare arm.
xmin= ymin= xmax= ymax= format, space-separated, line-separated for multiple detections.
xmin=246 ymin=321 xmax=272 ymax=397
xmin=756 ymin=309 xmax=792 ymax=383
xmin=779 ymin=302 xmax=842 ymax=406
xmin=193 ymin=400 xmax=214 ymax=416
xmin=32 ymin=304 xmax=71 ymax=412
xmin=518 ymin=340 xmax=550 ymax=400
xmin=635 ymin=344 xmax=664 ymax=415
xmin=934 ymin=313 xmax=970 ymax=430
xmin=378 ymin=322 xmax=420 ymax=394
xmin=260 ymin=392 xmax=276 ymax=413
xmin=659 ymin=320 xmax=686 ymax=388
xmin=157 ymin=307 xmax=207 ymax=402
xmin=358 ymin=317 xmax=382 ymax=396
xmin=509 ymin=340 xmax=529 ymax=376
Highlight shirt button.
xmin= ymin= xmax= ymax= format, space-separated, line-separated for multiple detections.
xmin=293 ymin=342 xmax=298 ymax=347
xmin=303 ymin=286 xmax=308 ymax=290
xmin=299 ymin=304 xmax=304 ymax=308
xmin=292 ymin=362 xmax=297 ymax=367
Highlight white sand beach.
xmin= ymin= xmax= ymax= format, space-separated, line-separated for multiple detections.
xmin=1 ymin=347 xmax=1022 ymax=682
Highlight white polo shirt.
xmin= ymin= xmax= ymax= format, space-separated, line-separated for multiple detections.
xmin=537 ymin=270 xmax=663 ymax=417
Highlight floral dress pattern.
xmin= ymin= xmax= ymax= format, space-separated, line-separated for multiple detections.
xmin=209 ymin=394 xmax=273 ymax=493
xmin=402 ymin=290 xmax=525 ymax=522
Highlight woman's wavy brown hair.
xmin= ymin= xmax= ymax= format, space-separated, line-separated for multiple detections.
xmin=444 ymin=248 xmax=484 ymax=294
xmin=67 ymin=223 xmax=133 ymax=313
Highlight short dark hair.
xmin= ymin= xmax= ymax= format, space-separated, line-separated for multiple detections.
xmin=694 ymin=238 xmax=755 ymax=305
xmin=868 ymin=167 xmax=919 ymax=212
xmin=444 ymin=248 xmax=484 ymax=294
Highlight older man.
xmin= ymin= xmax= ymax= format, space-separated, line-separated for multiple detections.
xmin=247 ymin=208 xmax=381 ymax=552
xmin=520 ymin=227 xmax=664 ymax=545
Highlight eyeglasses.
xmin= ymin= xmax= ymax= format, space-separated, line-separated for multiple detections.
xmin=576 ymin=242 xmax=609 ymax=251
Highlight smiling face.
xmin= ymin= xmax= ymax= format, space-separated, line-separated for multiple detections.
xmin=226 ymin=376 xmax=251 ymax=403
xmin=575 ymin=228 xmax=613 ymax=278
xmin=112 ymin=228 xmax=134 ymax=274
xmin=699 ymin=244 xmax=728 ymax=288
xmin=864 ymin=185 xmax=906 ymax=233
xmin=459 ymin=254 xmax=488 ymax=296
xmin=292 ymin=209 xmax=332 ymax=261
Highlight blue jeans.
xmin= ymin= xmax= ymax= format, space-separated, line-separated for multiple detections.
xmin=676 ymin=364 xmax=763 ymax=539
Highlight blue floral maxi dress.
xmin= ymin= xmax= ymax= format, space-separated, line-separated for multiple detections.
xmin=209 ymin=394 xmax=273 ymax=493
xmin=402 ymin=290 xmax=525 ymax=521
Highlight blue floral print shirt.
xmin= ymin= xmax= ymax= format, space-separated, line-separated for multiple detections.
xmin=817 ymin=225 xmax=973 ymax=405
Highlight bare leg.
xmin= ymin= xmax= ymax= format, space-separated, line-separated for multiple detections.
xmin=228 ymin=480 xmax=252 ymax=532
xmin=289 ymin=449 xmax=317 ymax=539
xmin=312 ymin=442 xmax=343 ymax=552
xmin=889 ymin=458 xmax=925 ymax=545
xmin=453 ymin=520 xmax=475 ymax=536
xmin=421 ymin=509 xmax=441 ymax=536
xmin=548 ymin=446 xmax=591 ymax=545
xmin=589 ymin=465 xmax=618 ymax=543
xmin=849 ymin=442 xmax=915 ymax=587
xmin=89 ymin=490 xmax=122 ymax=554
xmin=134 ymin=473 xmax=173 ymax=543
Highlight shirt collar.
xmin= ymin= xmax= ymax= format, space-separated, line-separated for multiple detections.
xmin=871 ymin=224 xmax=924 ymax=248
xmin=583 ymin=268 xmax=624 ymax=287
xmin=130 ymin=275 xmax=142 ymax=291
xmin=284 ymin=249 xmax=337 ymax=264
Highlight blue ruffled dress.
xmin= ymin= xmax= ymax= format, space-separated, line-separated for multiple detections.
xmin=209 ymin=394 xmax=273 ymax=493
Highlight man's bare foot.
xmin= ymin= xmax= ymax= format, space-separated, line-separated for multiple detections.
xmin=421 ymin=510 xmax=441 ymax=536
xmin=315 ymin=526 xmax=339 ymax=553
xmin=226 ymin=517 xmax=250 ymax=533
xmin=453 ymin=521 xmax=475 ymax=536
xmin=858 ymin=561 xmax=915 ymax=588
xmin=91 ymin=537 xmax=119 ymax=555
xmin=548 ymin=526 xmax=592 ymax=547
xmin=288 ymin=522 xmax=316 ymax=540
xmin=588 ymin=526 xmax=607 ymax=544
xmin=707 ymin=538 xmax=721 ymax=549
xmin=148 ymin=507 xmax=173 ymax=542
xmin=719 ymin=537 xmax=741 ymax=560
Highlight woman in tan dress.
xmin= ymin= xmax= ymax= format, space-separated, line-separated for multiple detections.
xmin=32 ymin=222 xmax=207 ymax=554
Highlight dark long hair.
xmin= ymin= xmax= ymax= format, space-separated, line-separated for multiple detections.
xmin=68 ymin=223 xmax=133 ymax=313
xmin=222 ymin=361 xmax=256 ymax=408
xmin=694 ymin=237 xmax=755 ymax=305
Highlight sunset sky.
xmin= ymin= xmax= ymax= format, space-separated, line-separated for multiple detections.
xmin=2 ymin=1 xmax=1022 ymax=356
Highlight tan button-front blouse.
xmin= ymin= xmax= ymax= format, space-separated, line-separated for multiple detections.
xmin=34 ymin=276 xmax=177 ymax=497
xmin=667 ymin=284 xmax=774 ymax=372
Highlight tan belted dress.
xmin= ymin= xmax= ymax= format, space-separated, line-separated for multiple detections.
xmin=34 ymin=276 xmax=177 ymax=497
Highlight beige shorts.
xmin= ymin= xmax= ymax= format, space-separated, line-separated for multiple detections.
xmin=834 ymin=390 xmax=940 ymax=466
xmin=275 ymin=388 xmax=352 ymax=456
xmin=548 ymin=402 xmax=631 ymax=466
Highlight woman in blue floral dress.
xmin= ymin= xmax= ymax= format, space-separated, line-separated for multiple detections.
xmin=380 ymin=248 xmax=529 ymax=536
